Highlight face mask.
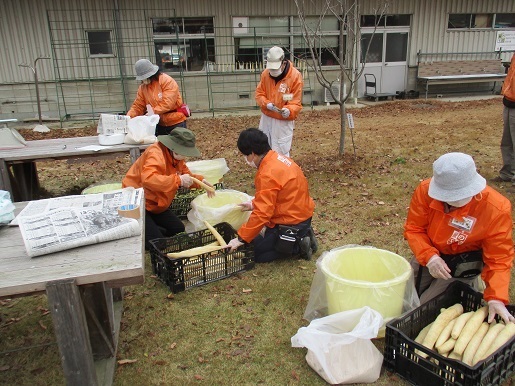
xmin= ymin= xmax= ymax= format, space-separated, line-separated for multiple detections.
xmin=269 ymin=68 xmax=282 ymax=77
xmin=244 ymin=155 xmax=257 ymax=168
xmin=142 ymin=78 xmax=151 ymax=85
xmin=446 ymin=197 xmax=472 ymax=208
xmin=173 ymin=152 xmax=186 ymax=160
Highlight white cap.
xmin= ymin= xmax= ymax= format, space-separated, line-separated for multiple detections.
xmin=266 ymin=46 xmax=285 ymax=70
xmin=428 ymin=152 xmax=486 ymax=202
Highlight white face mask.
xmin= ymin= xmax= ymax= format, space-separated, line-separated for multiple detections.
xmin=142 ymin=78 xmax=151 ymax=85
xmin=173 ymin=152 xmax=186 ymax=160
xmin=446 ymin=197 xmax=473 ymax=208
xmin=269 ymin=68 xmax=282 ymax=77
xmin=244 ymin=155 xmax=257 ymax=168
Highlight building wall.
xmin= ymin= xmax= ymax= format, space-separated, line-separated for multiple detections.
xmin=0 ymin=0 xmax=514 ymax=121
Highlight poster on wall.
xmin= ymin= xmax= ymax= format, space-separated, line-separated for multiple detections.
xmin=495 ymin=31 xmax=515 ymax=51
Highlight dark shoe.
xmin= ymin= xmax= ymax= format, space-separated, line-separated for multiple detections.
xmin=308 ymin=227 xmax=318 ymax=253
xmin=490 ymin=176 xmax=511 ymax=183
xmin=299 ymin=236 xmax=312 ymax=260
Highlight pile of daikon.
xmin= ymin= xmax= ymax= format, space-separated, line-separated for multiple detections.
xmin=414 ymin=303 xmax=515 ymax=366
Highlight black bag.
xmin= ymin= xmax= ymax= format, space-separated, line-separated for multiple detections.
xmin=441 ymin=250 xmax=483 ymax=278
xmin=274 ymin=225 xmax=299 ymax=255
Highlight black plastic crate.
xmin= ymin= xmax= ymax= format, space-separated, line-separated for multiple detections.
xmin=384 ymin=281 xmax=515 ymax=386
xmin=149 ymin=222 xmax=254 ymax=293
xmin=170 ymin=182 xmax=224 ymax=219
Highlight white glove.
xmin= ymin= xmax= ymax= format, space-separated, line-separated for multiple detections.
xmin=426 ymin=255 xmax=452 ymax=279
xmin=179 ymin=174 xmax=193 ymax=188
xmin=281 ymin=108 xmax=290 ymax=118
xmin=146 ymin=104 xmax=154 ymax=116
xmin=226 ymin=237 xmax=244 ymax=252
xmin=266 ymin=102 xmax=277 ymax=112
xmin=238 ymin=201 xmax=253 ymax=211
xmin=488 ymin=300 xmax=515 ymax=324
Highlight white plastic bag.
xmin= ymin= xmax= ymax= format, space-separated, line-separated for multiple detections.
xmin=291 ymin=307 xmax=384 ymax=385
xmin=186 ymin=158 xmax=230 ymax=184
xmin=186 ymin=189 xmax=252 ymax=232
xmin=124 ymin=114 xmax=159 ymax=145
xmin=0 ymin=190 xmax=15 ymax=224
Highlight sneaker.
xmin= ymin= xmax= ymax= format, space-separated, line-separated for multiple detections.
xmin=308 ymin=227 xmax=318 ymax=253
xmin=299 ymin=236 xmax=312 ymax=260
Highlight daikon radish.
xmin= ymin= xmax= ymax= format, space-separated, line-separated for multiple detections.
xmin=191 ymin=177 xmax=215 ymax=193
xmin=422 ymin=303 xmax=464 ymax=351
xmin=203 ymin=220 xmax=227 ymax=247
xmin=437 ymin=338 xmax=456 ymax=355
xmin=453 ymin=306 xmax=488 ymax=355
xmin=462 ymin=322 xmax=489 ymax=366
xmin=451 ymin=311 xmax=474 ymax=339
xmin=415 ymin=322 xmax=434 ymax=344
xmin=471 ymin=322 xmax=505 ymax=365
xmin=448 ymin=350 xmax=462 ymax=361
xmin=482 ymin=322 xmax=515 ymax=359
xmin=167 ymin=243 xmax=223 ymax=258
xmin=435 ymin=319 xmax=457 ymax=349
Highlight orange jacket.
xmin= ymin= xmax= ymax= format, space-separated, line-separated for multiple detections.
xmin=404 ymin=179 xmax=514 ymax=303
xmin=122 ymin=142 xmax=203 ymax=213
xmin=237 ymin=151 xmax=315 ymax=242
xmin=127 ymin=73 xmax=187 ymax=127
xmin=255 ymin=60 xmax=303 ymax=121
xmin=501 ymin=54 xmax=515 ymax=102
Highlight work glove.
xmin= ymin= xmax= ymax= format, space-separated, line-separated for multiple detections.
xmin=281 ymin=108 xmax=290 ymax=118
xmin=203 ymin=180 xmax=216 ymax=198
xmin=266 ymin=102 xmax=277 ymax=112
xmin=179 ymin=174 xmax=193 ymax=188
xmin=488 ymin=300 xmax=515 ymax=324
xmin=426 ymin=255 xmax=452 ymax=280
xmin=226 ymin=237 xmax=244 ymax=252
xmin=238 ymin=201 xmax=253 ymax=211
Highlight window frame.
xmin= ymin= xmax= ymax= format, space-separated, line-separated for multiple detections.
xmin=86 ymin=30 xmax=114 ymax=58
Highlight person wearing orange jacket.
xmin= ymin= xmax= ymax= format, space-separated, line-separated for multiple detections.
xmin=497 ymin=54 xmax=515 ymax=185
xmin=226 ymin=128 xmax=316 ymax=262
xmin=255 ymin=46 xmax=303 ymax=157
xmin=404 ymin=152 xmax=514 ymax=324
xmin=127 ymin=59 xmax=189 ymax=136
xmin=122 ymin=128 xmax=214 ymax=250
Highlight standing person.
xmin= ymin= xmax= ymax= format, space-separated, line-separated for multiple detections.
xmin=404 ymin=152 xmax=514 ymax=324
xmin=226 ymin=128 xmax=317 ymax=263
xmin=255 ymin=46 xmax=303 ymax=157
xmin=497 ymin=53 xmax=515 ymax=185
xmin=122 ymin=128 xmax=214 ymax=250
xmin=127 ymin=59 xmax=190 ymax=136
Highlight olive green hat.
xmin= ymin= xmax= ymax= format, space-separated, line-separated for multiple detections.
xmin=157 ymin=128 xmax=201 ymax=157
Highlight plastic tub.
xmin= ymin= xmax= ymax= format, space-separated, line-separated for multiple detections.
xmin=186 ymin=158 xmax=229 ymax=184
xmin=321 ymin=247 xmax=411 ymax=323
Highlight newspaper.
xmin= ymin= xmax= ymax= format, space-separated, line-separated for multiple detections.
xmin=14 ymin=188 xmax=143 ymax=257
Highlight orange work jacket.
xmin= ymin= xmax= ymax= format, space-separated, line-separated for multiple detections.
xmin=127 ymin=73 xmax=187 ymax=127
xmin=122 ymin=142 xmax=203 ymax=213
xmin=404 ymin=179 xmax=514 ymax=303
xmin=237 ymin=151 xmax=315 ymax=242
xmin=255 ymin=60 xmax=303 ymax=121
xmin=501 ymin=54 xmax=515 ymax=102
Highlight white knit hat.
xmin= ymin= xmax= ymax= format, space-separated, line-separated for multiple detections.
xmin=428 ymin=152 xmax=486 ymax=202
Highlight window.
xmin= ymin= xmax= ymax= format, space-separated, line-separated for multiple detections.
xmin=360 ymin=14 xmax=410 ymax=27
xmin=152 ymin=17 xmax=215 ymax=72
xmin=87 ymin=31 xmax=113 ymax=56
xmin=495 ymin=14 xmax=515 ymax=29
xmin=233 ymin=16 xmax=342 ymax=68
xmin=448 ymin=14 xmax=493 ymax=29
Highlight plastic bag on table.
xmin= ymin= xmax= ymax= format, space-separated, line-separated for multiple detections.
xmin=303 ymin=245 xmax=420 ymax=333
xmin=124 ymin=114 xmax=159 ymax=145
xmin=0 ymin=190 xmax=15 ymax=224
xmin=185 ymin=189 xmax=252 ymax=232
xmin=291 ymin=307 xmax=384 ymax=385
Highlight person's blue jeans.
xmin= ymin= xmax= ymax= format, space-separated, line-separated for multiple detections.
xmin=253 ymin=218 xmax=312 ymax=263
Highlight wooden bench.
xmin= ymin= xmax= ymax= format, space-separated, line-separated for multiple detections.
xmin=417 ymin=59 xmax=507 ymax=99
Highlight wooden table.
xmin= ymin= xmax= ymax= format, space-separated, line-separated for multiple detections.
xmin=0 ymin=202 xmax=145 ymax=385
xmin=0 ymin=136 xmax=150 ymax=202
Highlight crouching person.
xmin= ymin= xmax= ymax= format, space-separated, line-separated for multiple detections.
xmin=226 ymin=128 xmax=317 ymax=262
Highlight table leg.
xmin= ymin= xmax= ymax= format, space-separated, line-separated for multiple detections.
xmin=11 ymin=162 xmax=40 ymax=201
xmin=129 ymin=148 xmax=141 ymax=164
xmin=46 ymin=278 xmax=98 ymax=386
xmin=0 ymin=159 xmax=13 ymax=198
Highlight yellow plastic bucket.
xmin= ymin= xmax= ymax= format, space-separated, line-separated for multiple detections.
xmin=321 ymin=247 xmax=411 ymax=323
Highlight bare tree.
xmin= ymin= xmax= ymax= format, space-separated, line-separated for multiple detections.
xmin=293 ymin=0 xmax=387 ymax=155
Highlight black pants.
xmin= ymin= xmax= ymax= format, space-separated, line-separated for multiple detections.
xmin=155 ymin=120 xmax=187 ymax=136
xmin=253 ymin=218 xmax=312 ymax=263
xmin=145 ymin=209 xmax=185 ymax=250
